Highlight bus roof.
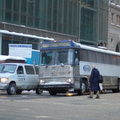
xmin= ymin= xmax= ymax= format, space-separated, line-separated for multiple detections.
xmin=40 ymin=40 xmax=120 ymax=56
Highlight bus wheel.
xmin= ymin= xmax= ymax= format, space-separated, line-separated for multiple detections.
xmin=49 ymin=90 xmax=57 ymax=95
xmin=7 ymin=83 xmax=16 ymax=95
xmin=118 ymin=78 xmax=120 ymax=92
xmin=16 ymin=89 xmax=22 ymax=94
xmin=36 ymin=88 xmax=43 ymax=95
xmin=77 ymin=80 xmax=87 ymax=95
xmin=112 ymin=79 xmax=120 ymax=93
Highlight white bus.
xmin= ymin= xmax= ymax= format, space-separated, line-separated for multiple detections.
xmin=37 ymin=40 xmax=120 ymax=95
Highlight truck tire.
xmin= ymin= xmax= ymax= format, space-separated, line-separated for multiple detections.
xmin=36 ymin=88 xmax=43 ymax=95
xmin=16 ymin=89 xmax=22 ymax=94
xmin=7 ymin=83 xmax=16 ymax=95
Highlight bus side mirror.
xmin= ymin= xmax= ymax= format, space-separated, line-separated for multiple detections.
xmin=75 ymin=58 xmax=79 ymax=65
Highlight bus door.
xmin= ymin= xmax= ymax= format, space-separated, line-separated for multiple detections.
xmin=74 ymin=49 xmax=80 ymax=65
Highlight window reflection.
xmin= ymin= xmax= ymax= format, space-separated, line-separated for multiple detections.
xmin=40 ymin=49 xmax=73 ymax=66
xmin=1 ymin=0 xmax=108 ymax=45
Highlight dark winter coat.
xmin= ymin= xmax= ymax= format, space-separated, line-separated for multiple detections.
xmin=89 ymin=68 xmax=100 ymax=92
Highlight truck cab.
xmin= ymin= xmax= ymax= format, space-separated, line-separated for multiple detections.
xmin=0 ymin=63 xmax=42 ymax=95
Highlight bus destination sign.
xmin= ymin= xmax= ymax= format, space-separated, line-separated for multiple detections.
xmin=40 ymin=41 xmax=71 ymax=49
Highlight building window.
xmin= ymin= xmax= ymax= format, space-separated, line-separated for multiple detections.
xmin=116 ymin=15 xmax=118 ymax=25
xmin=119 ymin=16 xmax=120 ymax=25
xmin=116 ymin=15 xmax=120 ymax=26
xmin=111 ymin=13 xmax=114 ymax=24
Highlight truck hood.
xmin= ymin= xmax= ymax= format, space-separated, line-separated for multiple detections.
xmin=0 ymin=72 xmax=14 ymax=78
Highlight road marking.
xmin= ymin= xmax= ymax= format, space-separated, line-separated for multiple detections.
xmin=20 ymin=108 xmax=29 ymax=111
xmin=35 ymin=116 xmax=51 ymax=118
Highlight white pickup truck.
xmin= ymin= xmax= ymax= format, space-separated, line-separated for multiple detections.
xmin=0 ymin=63 xmax=42 ymax=95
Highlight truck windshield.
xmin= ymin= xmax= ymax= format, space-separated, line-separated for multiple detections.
xmin=0 ymin=64 xmax=17 ymax=73
xmin=40 ymin=49 xmax=74 ymax=65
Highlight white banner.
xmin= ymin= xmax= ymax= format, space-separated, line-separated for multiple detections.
xmin=9 ymin=44 xmax=32 ymax=58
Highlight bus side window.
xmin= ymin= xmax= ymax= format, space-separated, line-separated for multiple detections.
xmin=111 ymin=55 xmax=117 ymax=65
xmin=80 ymin=49 xmax=88 ymax=61
xmin=89 ymin=51 xmax=97 ymax=62
xmin=74 ymin=50 xmax=79 ymax=65
xmin=97 ymin=52 xmax=104 ymax=63
xmin=117 ymin=56 xmax=120 ymax=65
xmin=104 ymin=54 xmax=111 ymax=64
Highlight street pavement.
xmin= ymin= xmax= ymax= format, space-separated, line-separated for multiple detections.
xmin=0 ymin=90 xmax=120 ymax=120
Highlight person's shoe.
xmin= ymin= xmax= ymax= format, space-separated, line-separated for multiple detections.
xmin=88 ymin=96 xmax=93 ymax=98
xmin=95 ymin=96 xmax=100 ymax=99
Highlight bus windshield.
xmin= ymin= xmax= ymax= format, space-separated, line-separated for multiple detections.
xmin=40 ymin=49 xmax=74 ymax=65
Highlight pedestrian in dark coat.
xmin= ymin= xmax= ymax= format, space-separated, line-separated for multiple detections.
xmin=88 ymin=65 xmax=100 ymax=99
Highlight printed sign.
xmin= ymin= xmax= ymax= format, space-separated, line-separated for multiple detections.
xmin=9 ymin=44 xmax=32 ymax=58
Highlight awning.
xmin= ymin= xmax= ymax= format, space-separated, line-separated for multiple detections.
xmin=0 ymin=30 xmax=54 ymax=41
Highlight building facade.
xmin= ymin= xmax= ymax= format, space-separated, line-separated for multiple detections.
xmin=108 ymin=0 xmax=120 ymax=52
xmin=0 ymin=0 xmax=109 ymax=55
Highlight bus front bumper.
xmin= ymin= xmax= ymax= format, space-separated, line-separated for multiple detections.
xmin=37 ymin=84 xmax=73 ymax=90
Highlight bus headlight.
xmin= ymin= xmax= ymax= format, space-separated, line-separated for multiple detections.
xmin=40 ymin=80 xmax=46 ymax=84
xmin=66 ymin=79 xmax=72 ymax=83
xmin=0 ymin=78 xmax=9 ymax=82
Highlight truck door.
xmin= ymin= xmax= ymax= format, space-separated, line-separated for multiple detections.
xmin=17 ymin=66 xmax=25 ymax=88
xmin=24 ymin=65 xmax=39 ymax=89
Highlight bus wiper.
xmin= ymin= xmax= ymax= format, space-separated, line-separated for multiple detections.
xmin=45 ymin=58 xmax=54 ymax=68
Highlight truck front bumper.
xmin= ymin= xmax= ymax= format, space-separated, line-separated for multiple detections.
xmin=0 ymin=83 xmax=9 ymax=90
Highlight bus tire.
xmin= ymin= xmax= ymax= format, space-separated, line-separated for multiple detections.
xmin=77 ymin=80 xmax=87 ymax=95
xmin=118 ymin=78 xmax=120 ymax=92
xmin=7 ymin=83 xmax=16 ymax=95
xmin=112 ymin=78 xmax=120 ymax=93
xmin=36 ymin=88 xmax=43 ymax=95
xmin=16 ymin=89 xmax=22 ymax=94
xmin=49 ymin=90 xmax=57 ymax=95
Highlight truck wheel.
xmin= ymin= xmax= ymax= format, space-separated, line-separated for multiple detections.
xmin=16 ymin=90 xmax=22 ymax=94
xmin=49 ymin=90 xmax=57 ymax=95
xmin=7 ymin=83 xmax=16 ymax=95
xmin=36 ymin=88 xmax=43 ymax=95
